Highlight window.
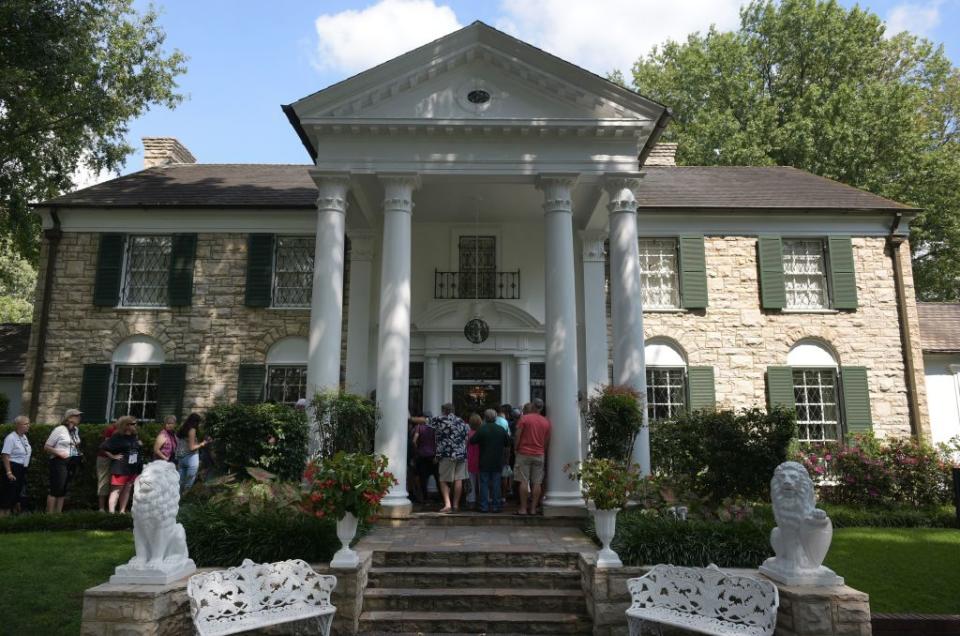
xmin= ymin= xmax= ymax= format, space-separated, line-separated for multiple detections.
xmin=409 ymin=362 xmax=424 ymax=416
xmin=793 ymin=368 xmax=840 ymax=443
xmin=273 ymin=236 xmax=315 ymax=308
xmin=530 ymin=362 xmax=546 ymax=404
xmin=110 ymin=335 xmax=165 ymax=421
xmin=458 ymin=236 xmax=497 ymax=299
xmin=783 ymin=239 xmax=828 ymax=310
xmin=638 ymin=239 xmax=680 ymax=309
xmin=121 ymin=235 xmax=172 ymax=307
xmin=266 ymin=366 xmax=307 ymax=405
xmin=646 ymin=368 xmax=686 ymax=422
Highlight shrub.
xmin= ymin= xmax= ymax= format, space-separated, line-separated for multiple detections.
xmin=0 ymin=510 xmax=134 ymax=533
xmin=651 ymin=408 xmax=795 ymax=503
xmin=819 ymin=503 xmax=958 ymax=529
xmin=0 ymin=422 xmax=163 ymax=510
xmin=585 ymin=385 xmax=643 ymax=462
xmin=204 ymin=403 xmax=308 ymax=481
xmin=0 ymin=392 xmax=8 ymax=423
xmin=302 ymin=452 xmax=396 ymax=521
xmin=566 ymin=458 xmax=641 ymax=509
xmin=587 ymin=510 xmax=773 ymax=568
xmin=312 ymin=391 xmax=377 ymax=457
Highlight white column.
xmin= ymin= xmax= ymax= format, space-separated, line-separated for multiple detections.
xmin=424 ymin=355 xmax=442 ymax=416
xmin=374 ymin=174 xmax=419 ymax=514
xmin=306 ymin=172 xmax=349 ymax=395
xmin=515 ymin=357 xmax=531 ymax=407
xmin=580 ymin=230 xmax=609 ymax=400
xmin=538 ymin=175 xmax=585 ymax=512
xmin=605 ymin=176 xmax=650 ymax=474
xmin=345 ymin=231 xmax=375 ymax=396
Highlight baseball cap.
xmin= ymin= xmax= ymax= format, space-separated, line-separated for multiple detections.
xmin=64 ymin=408 xmax=83 ymax=419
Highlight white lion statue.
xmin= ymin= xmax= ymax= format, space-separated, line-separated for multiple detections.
xmin=759 ymin=461 xmax=843 ymax=586
xmin=110 ymin=461 xmax=196 ymax=584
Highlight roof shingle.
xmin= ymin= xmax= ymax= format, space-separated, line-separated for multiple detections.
xmin=0 ymin=324 xmax=30 ymax=376
xmin=917 ymin=303 xmax=960 ymax=352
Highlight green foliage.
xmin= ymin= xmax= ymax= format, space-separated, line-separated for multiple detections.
xmin=204 ymin=403 xmax=308 ymax=482
xmin=312 ymin=390 xmax=378 ymax=457
xmin=195 ymin=471 xmax=303 ymax=515
xmin=0 ymin=422 xmax=162 ymax=510
xmin=629 ymin=0 xmax=960 ymax=300
xmin=588 ymin=510 xmax=773 ymax=568
xmin=178 ymin=503 xmax=344 ymax=567
xmin=0 ymin=510 xmax=133 ymax=533
xmin=819 ymin=503 xmax=958 ymax=529
xmin=650 ymin=408 xmax=795 ymax=503
xmin=585 ymin=385 xmax=643 ymax=462
xmin=0 ymin=0 xmax=187 ymax=263
xmin=302 ymin=452 xmax=396 ymax=521
xmin=0 ymin=392 xmax=8 ymax=423
xmin=566 ymin=458 xmax=641 ymax=510
xmin=0 ymin=239 xmax=36 ymax=322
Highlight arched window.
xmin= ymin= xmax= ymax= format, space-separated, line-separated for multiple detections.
xmin=266 ymin=337 xmax=308 ymax=405
xmin=788 ymin=340 xmax=840 ymax=443
xmin=111 ymin=335 xmax=165 ymax=421
xmin=645 ymin=339 xmax=687 ymax=422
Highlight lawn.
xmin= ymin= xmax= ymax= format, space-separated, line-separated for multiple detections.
xmin=827 ymin=527 xmax=960 ymax=614
xmin=0 ymin=530 xmax=134 ymax=636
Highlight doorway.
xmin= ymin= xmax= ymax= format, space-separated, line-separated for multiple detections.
xmin=451 ymin=362 xmax=502 ymax=419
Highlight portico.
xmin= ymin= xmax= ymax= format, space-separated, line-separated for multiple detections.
xmin=287 ymin=22 xmax=667 ymax=515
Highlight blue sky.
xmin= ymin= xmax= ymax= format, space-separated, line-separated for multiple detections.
xmin=112 ymin=0 xmax=960 ymax=175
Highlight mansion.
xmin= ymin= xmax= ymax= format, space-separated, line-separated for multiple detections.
xmin=22 ymin=22 xmax=928 ymax=515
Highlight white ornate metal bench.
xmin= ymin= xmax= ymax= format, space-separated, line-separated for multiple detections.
xmin=187 ymin=559 xmax=337 ymax=636
xmin=626 ymin=564 xmax=779 ymax=636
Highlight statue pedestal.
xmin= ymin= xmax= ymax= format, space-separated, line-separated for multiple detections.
xmin=759 ymin=559 xmax=843 ymax=587
xmin=110 ymin=559 xmax=196 ymax=585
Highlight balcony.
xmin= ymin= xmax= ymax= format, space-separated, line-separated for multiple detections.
xmin=434 ymin=270 xmax=520 ymax=299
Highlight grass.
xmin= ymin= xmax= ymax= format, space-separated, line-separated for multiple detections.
xmin=0 ymin=530 xmax=134 ymax=635
xmin=826 ymin=528 xmax=960 ymax=614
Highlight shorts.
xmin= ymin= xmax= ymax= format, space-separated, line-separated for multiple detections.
xmin=438 ymin=458 xmax=467 ymax=482
xmin=514 ymin=453 xmax=545 ymax=486
xmin=111 ymin=474 xmax=138 ymax=487
xmin=96 ymin=456 xmax=112 ymax=497
xmin=49 ymin=457 xmax=77 ymax=498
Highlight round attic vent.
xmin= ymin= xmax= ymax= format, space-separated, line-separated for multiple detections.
xmin=467 ymin=89 xmax=491 ymax=104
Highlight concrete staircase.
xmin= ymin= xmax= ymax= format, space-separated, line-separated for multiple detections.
xmin=356 ymin=513 xmax=594 ymax=635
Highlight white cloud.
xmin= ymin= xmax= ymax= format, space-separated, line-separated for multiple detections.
xmin=314 ymin=0 xmax=462 ymax=74
xmin=495 ymin=0 xmax=744 ymax=76
xmin=885 ymin=0 xmax=943 ymax=37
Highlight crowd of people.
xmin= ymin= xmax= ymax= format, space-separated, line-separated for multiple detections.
xmin=0 ymin=408 xmax=213 ymax=516
xmin=408 ymin=398 xmax=551 ymax=514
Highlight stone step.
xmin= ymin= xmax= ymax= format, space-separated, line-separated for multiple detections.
xmin=363 ymin=587 xmax=587 ymax=614
xmin=358 ymin=610 xmax=592 ymax=634
xmin=372 ymin=549 xmax=580 ymax=569
xmin=367 ymin=566 xmax=583 ymax=590
xmin=375 ymin=511 xmax=586 ymax=528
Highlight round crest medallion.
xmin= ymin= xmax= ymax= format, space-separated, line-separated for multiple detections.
xmin=463 ymin=318 xmax=490 ymax=344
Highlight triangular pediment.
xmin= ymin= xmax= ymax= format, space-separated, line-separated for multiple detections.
xmin=287 ymin=22 xmax=665 ymax=125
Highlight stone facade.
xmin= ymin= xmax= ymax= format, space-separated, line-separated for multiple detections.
xmin=25 ymin=231 xmax=926 ymax=440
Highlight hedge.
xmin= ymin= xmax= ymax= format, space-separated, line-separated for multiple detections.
xmin=204 ymin=404 xmax=308 ymax=481
xmin=0 ymin=423 xmax=164 ymax=511
xmin=0 ymin=510 xmax=134 ymax=533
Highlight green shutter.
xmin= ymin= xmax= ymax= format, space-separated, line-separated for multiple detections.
xmin=157 ymin=364 xmax=186 ymax=422
xmin=757 ymin=236 xmax=786 ymax=310
xmin=686 ymin=366 xmax=715 ymax=410
xmin=78 ymin=364 xmax=112 ymax=423
xmin=841 ymin=366 xmax=872 ymax=433
xmin=828 ymin=236 xmax=858 ymax=310
xmin=93 ymin=234 xmax=124 ymax=306
xmin=168 ymin=234 xmax=197 ymax=307
xmin=245 ymin=234 xmax=274 ymax=307
xmin=238 ymin=364 xmax=266 ymax=405
xmin=679 ymin=236 xmax=708 ymax=309
xmin=766 ymin=366 xmax=795 ymax=411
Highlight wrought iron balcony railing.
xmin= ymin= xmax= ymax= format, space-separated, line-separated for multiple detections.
xmin=434 ymin=270 xmax=520 ymax=299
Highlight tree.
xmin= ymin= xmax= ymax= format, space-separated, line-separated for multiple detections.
xmin=629 ymin=0 xmax=960 ymax=300
xmin=0 ymin=0 xmax=186 ymax=265
xmin=0 ymin=239 xmax=36 ymax=323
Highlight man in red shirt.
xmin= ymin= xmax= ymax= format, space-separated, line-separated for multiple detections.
xmin=514 ymin=398 xmax=550 ymax=515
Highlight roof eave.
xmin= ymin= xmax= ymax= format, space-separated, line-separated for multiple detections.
xmin=283 ymin=103 xmax=318 ymax=162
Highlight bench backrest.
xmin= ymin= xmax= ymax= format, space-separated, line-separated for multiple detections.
xmin=188 ymin=559 xmax=337 ymax=635
xmin=628 ymin=564 xmax=778 ymax=635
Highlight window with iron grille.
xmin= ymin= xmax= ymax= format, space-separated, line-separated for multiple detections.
xmin=638 ymin=239 xmax=680 ymax=309
xmin=646 ymin=367 xmax=686 ymax=421
xmin=112 ymin=365 xmax=160 ymax=421
xmin=121 ymin=235 xmax=172 ymax=307
xmin=793 ymin=368 xmax=841 ymax=442
xmin=273 ymin=236 xmax=315 ymax=308
xmin=266 ymin=365 xmax=307 ymax=405
xmin=783 ymin=239 xmax=829 ymax=309
xmin=458 ymin=236 xmax=497 ymax=299
xmin=530 ymin=362 xmax=546 ymax=404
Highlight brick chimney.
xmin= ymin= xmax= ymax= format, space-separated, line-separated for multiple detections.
xmin=645 ymin=142 xmax=677 ymax=166
xmin=142 ymin=137 xmax=196 ymax=169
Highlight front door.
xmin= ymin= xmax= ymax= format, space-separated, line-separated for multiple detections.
xmin=451 ymin=362 xmax=502 ymax=420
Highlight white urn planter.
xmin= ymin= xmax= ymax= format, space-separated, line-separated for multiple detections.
xmin=330 ymin=511 xmax=360 ymax=569
xmin=593 ymin=508 xmax=623 ymax=569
